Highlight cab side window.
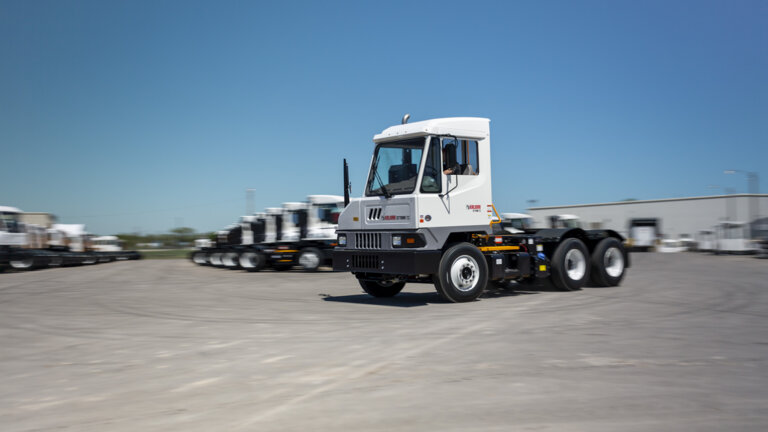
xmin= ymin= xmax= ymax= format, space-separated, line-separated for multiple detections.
xmin=442 ymin=138 xmax=479 ymax=175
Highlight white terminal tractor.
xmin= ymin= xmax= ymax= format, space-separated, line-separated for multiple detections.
xmin=333 ymin=116 xmax=629 ymax=302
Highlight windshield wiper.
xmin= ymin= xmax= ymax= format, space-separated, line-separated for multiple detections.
xmin=371 ymin=159 xmax=392 ymax=198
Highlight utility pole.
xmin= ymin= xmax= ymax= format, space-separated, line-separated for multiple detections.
xmin=246 ymin=188 xmax=256 ymax=215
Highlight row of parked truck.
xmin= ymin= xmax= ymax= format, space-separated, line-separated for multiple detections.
xmin=0 ymin=206 xmax=140 ymax=271
xmin=190 ymin=195 xmax=346 ymax=272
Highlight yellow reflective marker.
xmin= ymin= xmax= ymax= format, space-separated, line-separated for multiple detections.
xmin=539 ymin=265 xmax=547 ymax=272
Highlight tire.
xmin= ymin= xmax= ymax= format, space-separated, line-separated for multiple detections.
xmin=239 ymin=251 xmax=266 ymax=272
xmin=550 ymin=238 xmax=590 ymax=291
xmin=433 ymin=242 xmax=488 ymax=302
xmin=209 ymin=252 xmax=224 ymax=267
xmin=222 ymin=252 xmax=241 ymax=269
xmin=358 ymin=279 xmax=405 ymax=297
xmin=298 ymin=247 xmax=322 ymax=272
xmin=9 ymin=256 xmax=36 ymax=271
xmin=590 ymin=237 xmax=627 ymax=287
xmin=191 ymin=251 xmax=208 ymax=265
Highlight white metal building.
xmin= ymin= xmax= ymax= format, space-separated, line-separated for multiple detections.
xmin=527 ymin=194 xmax=768 ymax=239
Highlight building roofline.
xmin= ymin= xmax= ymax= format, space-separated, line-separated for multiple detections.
xmin=529 ymin=194 xmax=768 ymax=211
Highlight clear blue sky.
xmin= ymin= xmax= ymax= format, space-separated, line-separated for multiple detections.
xmin=2 ymin=0 xmax=766 ymax=234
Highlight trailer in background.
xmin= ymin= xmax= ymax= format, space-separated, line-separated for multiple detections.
xmin=628 ymin=218 xmax=660 ymax=252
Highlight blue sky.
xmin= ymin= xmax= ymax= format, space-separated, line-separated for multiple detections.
xmin=2 ymin=0 xmax=766 ymax=234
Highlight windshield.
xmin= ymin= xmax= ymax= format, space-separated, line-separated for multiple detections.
xmin=366 ymin=138 xmax=425 ymax=197
xmin=0 ymin=212 xmax=22 ymax=233
xmin=316 ymin=204 xmax=341 ymax=224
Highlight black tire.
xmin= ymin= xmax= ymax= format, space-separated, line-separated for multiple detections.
xmin=9 ymin=256 xmax=36 ymax=271
xmin=297 ymin=247 xmax=322 ymax=272
xmin=590 ymin=237 xmax=627 ymax=287
xmin=358 ymin=279 xmax=405 ymax=297
xmin=433 ymin=242 xmax=488 ymax=302
xmin=222 ymin=251 xmax=242 ymax=269
xmin=191 ymin=251 xmax=208 ymax=265
xmin=239 ymin=251 xmax=266 ymax=272
xmin=272 ymin=263 xmax=293 ymax=271
xmin=550 ymin=238 xmax=590 ymax=291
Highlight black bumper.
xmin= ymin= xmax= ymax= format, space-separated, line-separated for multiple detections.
xmin=332 ymin=249 xmax=442 ymax=275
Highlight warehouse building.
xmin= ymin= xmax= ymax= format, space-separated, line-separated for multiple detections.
xmin=527 ymin=194 xmax=768 ymax=240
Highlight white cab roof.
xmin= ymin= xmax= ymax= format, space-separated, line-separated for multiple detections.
xmin=374 ymin=117 xmax=490 ymax=143
xmin=500 ymin=213 xmax=531 ymax=219
xmin=307 ymin=195 xmax=344 ymax=205
xmin=0 ymin=206 xmax=22 ymax=213
xmin=282 ymin=202 xmax=308 ymax=210
xmin=53 ymin=224 xmax=87 ymax=236
xmin=265 ymin=207 xmax=284 ymax=215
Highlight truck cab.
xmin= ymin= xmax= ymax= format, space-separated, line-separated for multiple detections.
xmin=334 ymin=116 xmax=628 ymax=302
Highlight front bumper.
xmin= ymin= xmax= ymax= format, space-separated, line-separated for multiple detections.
xmin=332 ymin=249 xmax=442 ymax=275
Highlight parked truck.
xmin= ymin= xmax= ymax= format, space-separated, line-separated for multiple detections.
xmin=332 ymin=116 xmax=629 ymax=302
xmin=192 ymin=195 xmax=344 ymax=272
xmin=1 ymin=206 xmax=139 ymax=271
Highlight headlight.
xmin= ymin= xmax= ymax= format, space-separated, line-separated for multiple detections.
xmin=337 ymin=234 xmax=347 ymax=246
xmin=391 ymin=233 xmax=425 ymax=248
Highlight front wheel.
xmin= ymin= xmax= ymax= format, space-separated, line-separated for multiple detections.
xmin=434 ymin=242 xmax=488 ymax=302
xmin=358 ymin=279 xmax=405 ymax=297
xmin=239 ymin=251 xmax=266 ymax=272
xmin=550 ymin=238 xmax=590 ymax=291
xmin=590 ymin=237 xmax=627 ymax=287
xmin=298 ymin=247 xmax=322 ymax=272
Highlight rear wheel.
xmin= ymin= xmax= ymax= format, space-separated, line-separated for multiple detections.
xmin=239 ymin=251 xmax=266 ymax=272
xmin=358 ymin=279 xmax=405 ymax=297
xmin=550 ymin=238 xmax=590 ymax=291
xmin=434 ymin=242 xmax=488 ymax=302
xmin=298 ymin=247 xmax=322 ymax=272
xmin=590 ymin=237 xmax=626 ymax=287
xmin=10 ymin=257 xmax=35 ymax=270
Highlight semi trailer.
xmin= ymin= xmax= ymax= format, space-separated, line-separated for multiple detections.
xmin=332 ymin=116 xmax=629 ymax=303
xmin=1 ymin=206 xmax=140 ymax=271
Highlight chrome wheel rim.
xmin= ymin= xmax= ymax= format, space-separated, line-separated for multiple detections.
xmin=239 ymin=252 xmax=256 ymax=268
xmin=299 ymin=252 xmax=320 ymax=269
xmin=10 ymin=259 xmax=33 ymax=269
xmin=192 ymin=253 xmax=207 ymax=264
xmin=604 ymin=247 xmax=624 ymax=278
xmin=564 ymin=248 xmax=586 ymax=280
xmin=449 ymin=255 xmax=479 ymax=292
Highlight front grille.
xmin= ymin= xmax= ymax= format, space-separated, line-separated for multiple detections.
xmin=352 ymin=254 xmax=379 ymax=269
xmin=355 ymin=232 xmax=382 ymax=249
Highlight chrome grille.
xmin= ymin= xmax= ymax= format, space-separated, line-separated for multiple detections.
xmin=355 ymin=232 xmax=382 ymax=249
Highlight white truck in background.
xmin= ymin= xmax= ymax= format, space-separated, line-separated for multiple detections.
xmin=191 ymin=195 xmax=345 ymax=272
xmin=1 ymin=206 xmax=140 ymax=271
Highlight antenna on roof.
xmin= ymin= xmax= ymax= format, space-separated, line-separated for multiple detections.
xmin=401 ymin=113 xmax=410 ymax=124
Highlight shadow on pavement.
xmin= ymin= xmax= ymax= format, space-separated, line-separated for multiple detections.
xmin=321 ymin=285 xmax=540 ymax=307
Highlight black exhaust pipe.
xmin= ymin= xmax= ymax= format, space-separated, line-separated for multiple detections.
xmin=343 ymin=158 xmax=350 ymax=207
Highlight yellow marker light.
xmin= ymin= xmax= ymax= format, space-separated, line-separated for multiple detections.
xmin=539 ymin=265 xmax=547 ymax=272
xmin=353 ymin=217 xmax=359 ymax=221
xmin=406 ymin=237 xmax=415 ymax=244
